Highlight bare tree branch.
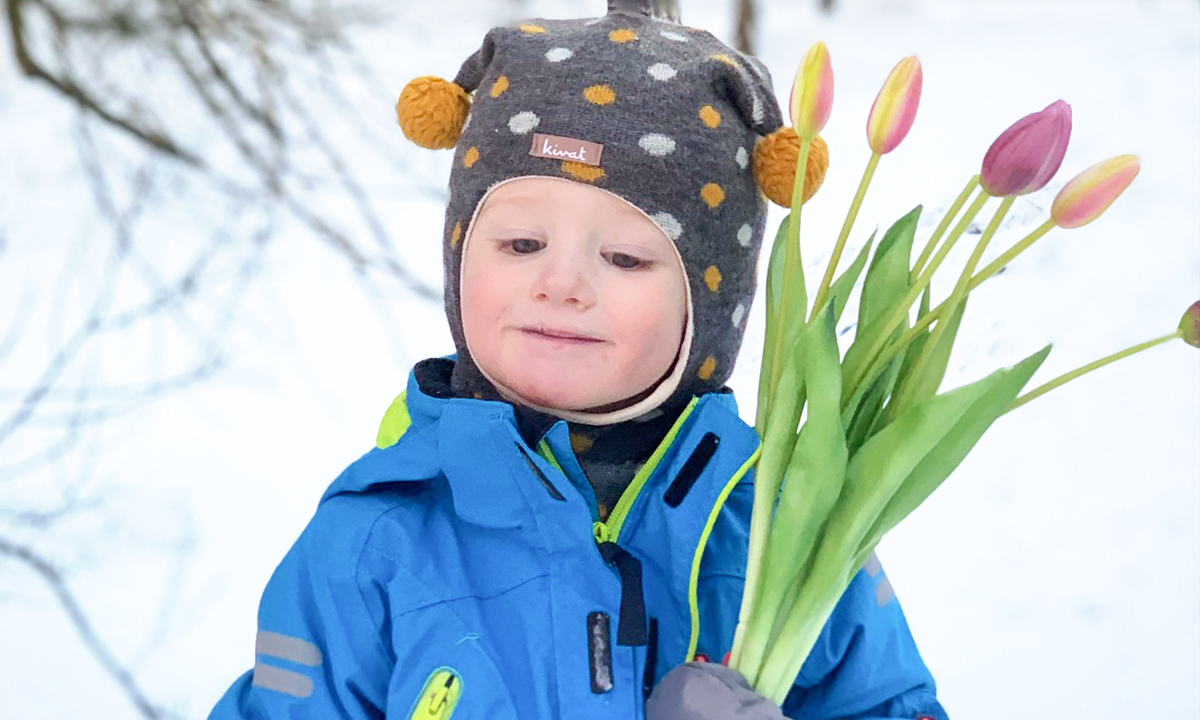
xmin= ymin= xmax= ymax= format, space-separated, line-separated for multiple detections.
xmin=0 ymin=536 xmax=184 ymax=720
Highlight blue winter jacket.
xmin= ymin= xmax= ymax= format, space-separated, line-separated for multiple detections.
xmin=210 ymin=362 xmax=947 ymax=720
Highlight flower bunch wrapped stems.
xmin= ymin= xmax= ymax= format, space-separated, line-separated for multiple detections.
xmin=728 ymin=42 xmax=1200 ymax=705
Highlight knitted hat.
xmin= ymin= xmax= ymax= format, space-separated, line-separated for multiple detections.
xmin=397 ymin=0 xmax=828 ymax=425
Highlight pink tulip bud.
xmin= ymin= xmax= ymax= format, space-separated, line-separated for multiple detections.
xmin=866 ymin=56 xmax=922 ymax=155
xmin=1180 ymin=301 xmax=1200 ymax=348
xmin=980 ymin=100 xmax=1072 ymax=197
xmin=1050 ymin=154 xmax=1140 ymax=229
xmin=789 ymin=41 xmax=834 ymax=138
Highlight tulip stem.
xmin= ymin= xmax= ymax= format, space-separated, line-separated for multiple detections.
xmin=759 ymin=137 xmax=813 ymax=433
xmin=891 ymin=195 xmax=1014 ymax=411
xmin=740 ymin=133 xmax=813 ymax=672
xmin=912 ymin=175 xmax=980 ymax=278
xmin=844 ymin=187 xmax=990 ymax=402
xmin=1008 ymin=331 xmax=1183 ymax=412
xmin=969 ymin=218 xmax=1056 ymax=292
xmin=811 ymin=152 xmax=880 ymax=320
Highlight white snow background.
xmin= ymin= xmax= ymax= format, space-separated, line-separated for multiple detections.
xmin=1 ymin=0 xmax=1197 ymax=718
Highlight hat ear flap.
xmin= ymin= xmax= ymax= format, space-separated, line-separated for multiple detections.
xmin=754 ymin=128 xmax=829 ymax=207
xmin=396 ymin=31 xmax=499 ymax=150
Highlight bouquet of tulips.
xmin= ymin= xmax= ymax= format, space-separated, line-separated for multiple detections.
xmin=727 ymin=41 xmax=1200 ymax=704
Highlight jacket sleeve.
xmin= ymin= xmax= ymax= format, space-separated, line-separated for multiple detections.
xmin=207 ymin=496 xmax=396 ymax=720
xmin=780 ymin=555 xmax=948 ymax=720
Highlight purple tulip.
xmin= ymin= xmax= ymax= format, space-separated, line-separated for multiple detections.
xmin=1181 ymin=301 xmax=1200 ymax=348
xmin=980 ymin=100 xmax=1072 ymax=196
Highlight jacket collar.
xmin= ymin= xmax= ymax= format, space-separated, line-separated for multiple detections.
xmin=323 ymin=358 xmax=757 ymax=533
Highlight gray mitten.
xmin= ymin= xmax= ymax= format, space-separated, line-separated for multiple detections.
xmin=645 ymin=662 xmax=785 ymax=720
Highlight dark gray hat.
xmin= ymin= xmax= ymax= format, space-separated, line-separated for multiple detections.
xmin=397 ymin=0 xmax=826 ymax=424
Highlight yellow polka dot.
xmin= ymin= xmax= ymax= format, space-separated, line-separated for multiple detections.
xmin=569 ymin=431 xmax=594 ymax=454
xmin=709 ymin=53 xmax=740 ymax=68
xmin=450 ymin=222 xmax=462 ymax=248
xmin=463 ymin=147 xmax=480 ymax=168
xmin=490 ymin=75 xmax=510 ymax=98
xmin=700 ymin=183 xmax=725 ymax=209
xmin=700 ymin=105 xmax=722 ymax=128
xmin=698 ymin=356 xmax=718 ymax=380
xmin=519 ymin=23 xmax=546 ymax=34
xmin=584 ymin=85 xmax=617 ymax=106
xmin=472 ymin=391 xmax=484 ymax=400
xmin=609 ymin=28 xmax=638 ymax=43
xmin=704 ymin=265 xmax=722 ymax=292
xmin=562 ymin=161 xmax=606 ymax=183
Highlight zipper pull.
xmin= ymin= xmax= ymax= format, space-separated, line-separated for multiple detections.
xmin=597 ymin=541 xmax=648 ymax=646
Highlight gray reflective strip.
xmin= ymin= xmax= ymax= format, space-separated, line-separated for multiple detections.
xmin=256 ymin=630 xmax=323 ymax=667
xmin=875 ymin=577 xmax=896 ymax=608
xmin=252 ymin=662 xmax=314 ymax=699
xmin=863 ymin=553 xmax=883 ymax=578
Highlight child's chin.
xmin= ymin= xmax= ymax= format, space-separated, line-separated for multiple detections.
xmin=508 ymin=378 xmax=604 ymax=413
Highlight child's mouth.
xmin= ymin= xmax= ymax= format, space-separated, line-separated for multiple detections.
xmin=520 ymin=326 xmax=604 ymax=344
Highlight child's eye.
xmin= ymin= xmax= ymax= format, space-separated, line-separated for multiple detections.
xmin=502 ymin=238 xmax=544 ymax=255
xmin=605 ymin=252 xmax=650 ymax=270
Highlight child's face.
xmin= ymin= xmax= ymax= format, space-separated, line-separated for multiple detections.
xmin=461 ymin=177 xmax=688 ymax=413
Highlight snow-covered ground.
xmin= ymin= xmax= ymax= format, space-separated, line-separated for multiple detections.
xmin=1 ymin=0 xmax=1197 ymax=718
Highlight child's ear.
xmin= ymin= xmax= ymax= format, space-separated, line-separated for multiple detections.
xmin=754 ymin=128 xmax=829 ymax=207
xmin=396 ymin=76 xmax=472 ymax=150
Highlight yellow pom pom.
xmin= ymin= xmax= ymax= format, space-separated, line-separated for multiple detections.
xmin=754 ymin=128 xmax=829 ymax=207
xmin=396 ymin=76 xmax=471 ymax=150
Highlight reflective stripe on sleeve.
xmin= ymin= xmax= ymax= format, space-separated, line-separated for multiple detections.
xmin=252 ymin=662 xmax=315 ymax=699
xmin=256 ymin=630 xmax=323 ymax=667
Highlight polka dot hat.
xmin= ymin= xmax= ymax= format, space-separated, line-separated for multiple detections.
xmin=397 ymin=0 xmax=829 ymax=424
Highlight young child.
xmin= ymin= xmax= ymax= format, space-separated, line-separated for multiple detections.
xmin=209 ymin=2 xmax=948 ymax=718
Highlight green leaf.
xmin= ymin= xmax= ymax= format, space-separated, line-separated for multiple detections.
xmin=888 ymin=295 xmax=969 ymax=423
xmin=840 ymin=207 xmax=921 ymax=412
xmin=843 ymin=345 xmax=1051 ymax=563
xmin=859 ymin=206 xmax=921 ymax=330
xmin=758 ymin=215 xmax=806 ymax=434
xmin=844 ymin=354 xmax=902 ymax=455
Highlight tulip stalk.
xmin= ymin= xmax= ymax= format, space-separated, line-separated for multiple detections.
xmin=811 ymin=152 xmax=880 ymax=319
xmin=1008 ymin=331 xmax=1184 ymax=412
xmin=912 ymin=175 xmax=980 ymax=278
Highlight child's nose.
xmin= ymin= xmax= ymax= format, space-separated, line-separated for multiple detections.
xmin=532 ymin=253 xmax=595 ymax=308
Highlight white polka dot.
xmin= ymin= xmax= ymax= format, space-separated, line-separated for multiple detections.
xmin=735 ymin=147 xmax=749 ymax=170
xmin=508 ymin=111 xmax=540 ymax=134
xmin=546 ymin=47 xmax=574 ymax=62
xmin=462 ymin=113 xmax=473 ymax=132
xmin=660 ymin=31 xmax=689 ymax=42
xmin=737 ymin=223 xmax=753 ymax=247
xmin=647 ymin=63 xmax=677 ymax=82
xmin=652 ymin=213 xmax=683 ymax=241
xmin=732 ymin=303 xmax=746 ymax=327
xmin=639 ymin=133 xmax=676 ymax=156
xmin=585 ymin=18 xmax=603 ymax=25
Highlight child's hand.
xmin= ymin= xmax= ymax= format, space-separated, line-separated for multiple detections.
xmin=645 ymin=662 xmax=784 ymax=720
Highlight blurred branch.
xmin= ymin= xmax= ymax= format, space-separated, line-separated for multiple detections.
xmin=652 ymin=0 xmax=680 ymax=22
xmin=0 ymin=536 xmax=184 ymax=720
xmin=734 ymin=0 xmax=755 ymax=54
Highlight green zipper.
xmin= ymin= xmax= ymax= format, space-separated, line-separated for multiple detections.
xmin=537 ymin=398 xmax=700 ymax=546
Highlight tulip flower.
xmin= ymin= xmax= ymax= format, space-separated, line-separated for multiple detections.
xmin=1051 ymin=154 xmax=1140 ymax=228
xmin=789 ymin=41 xmax=834 ymax=138
xmin=981 ymin=100 xmax=1072 ymax=196
xmin=1181 ymin=301 xmax=1200 ymax=348
xmin=866 ymin=56 xmax=923 ymax=155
